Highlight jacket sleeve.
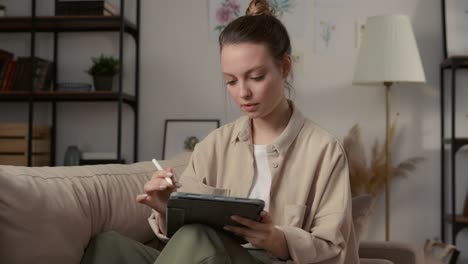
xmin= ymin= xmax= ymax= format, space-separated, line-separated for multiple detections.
xmin=278 ymin=144 xmax=358 ymax=264
xmin=147 ymin=148 xmax=202 ymax=241
xmin=148 ymin=143 xmax=229 ymax=241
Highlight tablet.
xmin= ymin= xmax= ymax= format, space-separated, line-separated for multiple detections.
xmin=166 ymin=192 xmax=265 ymax=240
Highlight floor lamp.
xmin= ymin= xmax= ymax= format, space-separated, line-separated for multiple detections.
xmin=353 ymin=15 xmax=426 ymax=241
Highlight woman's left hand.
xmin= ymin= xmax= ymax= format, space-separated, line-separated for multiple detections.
xmin=224 ymin=211 xmax=290 ymax=260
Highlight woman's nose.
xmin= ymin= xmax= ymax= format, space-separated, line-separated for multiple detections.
xmin=239 ymin=82 xmax=252 ymax=98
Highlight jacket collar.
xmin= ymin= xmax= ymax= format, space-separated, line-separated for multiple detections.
xmin=231 ymin=100 xmax=306 ymax=156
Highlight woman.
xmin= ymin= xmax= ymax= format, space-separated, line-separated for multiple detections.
xmin=82 ymin=0 xmax=359 ymax=263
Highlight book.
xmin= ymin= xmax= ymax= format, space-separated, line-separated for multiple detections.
xmin=9 ymin=57 xmax=53 ymax=91
xmin=9 ymin=58 xmax=24 ymax=91
xmin=0 ymin=49 xmax=14 ymax=89
xmin=1 ymin=60 xmax=15 ymax=91
xmin=56 ymin=1 xmax=118 ymax=16
xmin=57 ymin=82 xmax=92 ymax=92
xmin=5 ymin=61 xmax=17 ymax=91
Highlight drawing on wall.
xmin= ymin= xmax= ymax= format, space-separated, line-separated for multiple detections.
xmin=315 ymin=17 xmax=337 ymax=53
xmin=209 ymin=0 xmax=248 ymax=40
xmin=269 ymin=0 xmax=296 ymax=18
xmin=314 ymin=0 xmax=352 ymax=8
xmin=276 ymin=0 xmax=306 ymax=37
xmin=291 ymin=50 xmax=304 ymax=74
xmin=209 ymin=0 xmax=305 ymax=40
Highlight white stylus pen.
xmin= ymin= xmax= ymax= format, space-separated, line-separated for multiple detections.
xmin=152 ymin=158 xmax=173 ymax=186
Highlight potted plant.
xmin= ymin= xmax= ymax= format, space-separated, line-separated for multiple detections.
xmin=86 ymin=54 xmax=119 ymax=91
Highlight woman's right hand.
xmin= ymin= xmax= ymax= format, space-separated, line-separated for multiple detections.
xmin=136 ymin=167 xmax=176 ymax=216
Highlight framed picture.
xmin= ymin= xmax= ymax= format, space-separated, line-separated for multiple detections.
xmin=442 ymin=0 xmax=468 ymax=57
xmin=162 ymin=119 xmax=220 ymax=159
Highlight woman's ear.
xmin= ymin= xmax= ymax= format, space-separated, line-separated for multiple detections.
xmin=282 ymin=55 xmax=292 ymax=79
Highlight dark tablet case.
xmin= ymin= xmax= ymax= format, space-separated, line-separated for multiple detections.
xmin=166 ymin=192 xmax=265 ymax=239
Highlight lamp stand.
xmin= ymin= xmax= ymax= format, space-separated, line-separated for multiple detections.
xmin=384 ymin=81 xmax=393 ymax=241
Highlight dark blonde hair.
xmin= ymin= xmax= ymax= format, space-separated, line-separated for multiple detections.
xmin=218 ymin=0 xmax=292 ymax=64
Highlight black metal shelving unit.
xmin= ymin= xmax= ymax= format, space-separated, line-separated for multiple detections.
xmin=440 ymin=2 xmax=466 ymax=262
xmin=440 ymin=56 xmax=468 ymax=247
xmin=0 ymin=0 xmax=140 ymax=166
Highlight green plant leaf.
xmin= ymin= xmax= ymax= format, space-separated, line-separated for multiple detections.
xmin=86 ymin=54 xmax=120 ymax=76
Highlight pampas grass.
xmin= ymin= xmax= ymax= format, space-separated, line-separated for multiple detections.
xmin=343 ymin=120 xmax=424 ymax=197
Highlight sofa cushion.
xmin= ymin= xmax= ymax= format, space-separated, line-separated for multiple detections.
xmin=0 ymin=158 xmax=189 ymax=264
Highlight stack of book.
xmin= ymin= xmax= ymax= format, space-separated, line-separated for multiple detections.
xmin=56 ymin=0 xmax=118 ymax=16
xmin=57 ymin=82 xmax=93 ymax=92
xmin=0 ymin=49 xmax=54 ymax=92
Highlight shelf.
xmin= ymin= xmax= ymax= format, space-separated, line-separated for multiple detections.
xmin=0 ymin=91 xmax=136 ymax=107
xmin=446 ymin=215 xmax=468 ymax=223
xmin=0 ymin=16 xmax=137 ymax=39
xmin=445 ymin=215 xmax=468 ymax=235
xmin=444 ymin=138 xmax=468 ymax=153
xmin=441 ymin=56 xmax=468 ymax=69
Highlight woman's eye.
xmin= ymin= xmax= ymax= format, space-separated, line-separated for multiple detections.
xmin=251 ymin=75 xmax=265 ymax=81
xmin=225 ymin=80 xmax=237 ymax=86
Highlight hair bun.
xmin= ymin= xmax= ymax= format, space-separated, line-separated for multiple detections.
xmin=246 ymin=0 xmax=274 ymax=16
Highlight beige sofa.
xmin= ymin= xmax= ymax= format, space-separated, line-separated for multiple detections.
xmin=0 ymin=155 xmax=424 ymax=264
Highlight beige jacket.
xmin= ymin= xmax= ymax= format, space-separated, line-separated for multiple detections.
xmin=149 ymin=104 xmax=359 ymax=264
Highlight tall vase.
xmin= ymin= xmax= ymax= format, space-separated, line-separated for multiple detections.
xmin=64 ymin=145 xmax=81 ymax=166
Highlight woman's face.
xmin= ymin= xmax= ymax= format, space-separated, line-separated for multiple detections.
xmin=221 ymin=43 xmax=288 ymax=119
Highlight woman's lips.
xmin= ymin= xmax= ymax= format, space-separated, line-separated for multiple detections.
xmin=241 ymin=103 xmax=259 ymax=112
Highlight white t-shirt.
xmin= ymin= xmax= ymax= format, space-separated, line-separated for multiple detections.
xmin=248 ymin=144 xmax=272 ymax=210
xmin=243 ymin=144 xmax=273 ymax=249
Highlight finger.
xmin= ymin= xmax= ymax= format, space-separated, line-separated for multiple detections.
xmin=223 ymin=225 xmax=263 ymax=238
xmin=144 ymin=180 xmax=168 ymax=193
xmin=243 ymin=235 xmax=268 ymax=249
xmin=136 ymin=194 xmax=154 ymax=206
xmin=260 ymin=211 xmax=273 ymax=224
xmin=231 ymin=215 xmax=266 ymax=231
xmin=165 ymin=167 xmax=182 ymax=188
xmin=137 ymin=193 xmax=155 ymax=204
xmin=151 ymin=170 xmax=173 ymax=180
xmin=136 ymin=194 xmax=157 ymax=208
xmin=149 ymin=172 xmax=174 ymax=188
xmin=162 ymin=177 xmax=174 ymax=187
xmin=136 ymin=193 xmax=148 ymax=203
xmin=151 ymin=171 xmax=164 ymax=179
xmin=162 ymin=167 xmax=174 ymax=177
xmin=159 ymin=167 xmax=173 ymax=176
xmin=166 ymin=167 xmax=175 ymax=182
xmin=152 ymin=171 xmax=174 ymax=187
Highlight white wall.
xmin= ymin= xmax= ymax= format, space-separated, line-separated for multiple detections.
xmin=1 ymin=0 xmax=467 ymax=262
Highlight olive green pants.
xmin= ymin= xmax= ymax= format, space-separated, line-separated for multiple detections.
xmin=81 ymin=224 xmax=272 ymax=264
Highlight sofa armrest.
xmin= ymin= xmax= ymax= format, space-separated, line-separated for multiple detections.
xmin=359 ymin=241 xmax=424 ymax=264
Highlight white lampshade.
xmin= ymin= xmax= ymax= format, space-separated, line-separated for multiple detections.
xmin=353 ymin=15 xmax=426 ymax=84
